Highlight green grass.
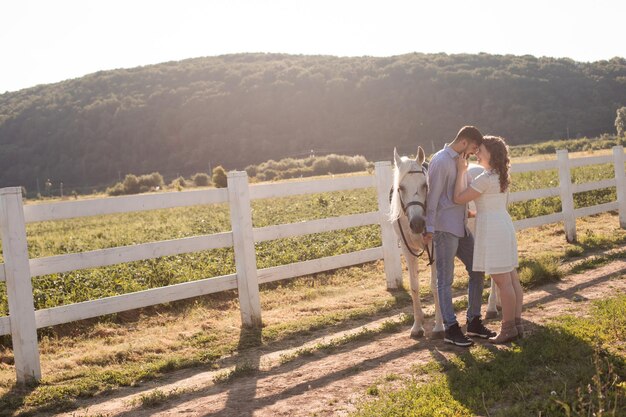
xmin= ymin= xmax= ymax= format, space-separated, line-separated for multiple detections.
xmin=0 ymin=144 xmax=624 ymax=415
xmin=0 ymin=188 xmax=379 ymax=315
xmin=508 ymin=161 xmax=621 ymax=221
xmin=0 ymin=149 xmax=621 ymax=315
xmin=0 ymin=283 xmax=413 ymax=416
xmin=518 ymin=255 xmax=563 ymax=289
xmin=509 ymin=134 xmax=626 ymax=158
xmin=213 ymin=361 xmax=258 ymax=384
xmin=353 ymin=295 xmax=626 ymax=417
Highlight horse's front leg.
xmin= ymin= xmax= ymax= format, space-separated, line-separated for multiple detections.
xmin=403 ymin=250 xmax=425 ymax=338
xmin=486 ymin=277 xmax=501 ymax=319
xmin=429 ymin=258 xmax=445 ymax=339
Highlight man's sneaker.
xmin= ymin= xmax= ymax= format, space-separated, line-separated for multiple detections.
xmin=444 ymin=323 xmax=474 ymax=347
xmin=466 ymin=317 xmax=497 ymax=339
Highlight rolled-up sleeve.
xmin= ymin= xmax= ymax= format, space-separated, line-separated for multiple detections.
xmin=425 ymin=158 xmax=445 ymax=233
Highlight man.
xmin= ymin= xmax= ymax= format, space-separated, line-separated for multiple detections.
xmin=423 ymin=126 xmax=496 ymax=347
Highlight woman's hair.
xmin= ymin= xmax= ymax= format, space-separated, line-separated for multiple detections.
xmin=483 ymin=136 xmax=510 ymax=192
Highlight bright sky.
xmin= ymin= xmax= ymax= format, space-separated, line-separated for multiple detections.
xmin=1 ymin=0 xmax=625 ymax=93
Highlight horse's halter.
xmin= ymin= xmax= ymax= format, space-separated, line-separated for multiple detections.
xmin=392 ymin=164 xmax=435 ymax=265
xmin=397 ymin=168 xmax=428 ymax=215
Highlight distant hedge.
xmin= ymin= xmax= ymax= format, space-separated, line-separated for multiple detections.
xmin=106 ymin=172 xmax=210 ymax=196
xmin=509 ymin=134 xmax=626 ymax=157
xmin=247 ymin=154 xmax=371 ymax=181
xmin=107 ymin=172 xmax=164 ymax=196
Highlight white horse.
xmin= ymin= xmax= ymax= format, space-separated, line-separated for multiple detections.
xmin=390 ymin=149 xmax=499 ymax=340
xmin=390 ymin=147 xmax=445 ymax=338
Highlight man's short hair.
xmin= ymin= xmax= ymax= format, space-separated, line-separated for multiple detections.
xmin=455 ymin=126 xmax=483 ymax=145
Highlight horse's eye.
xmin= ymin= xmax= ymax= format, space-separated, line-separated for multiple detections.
xmin=398 ymin=186 xmax=405 ymax=192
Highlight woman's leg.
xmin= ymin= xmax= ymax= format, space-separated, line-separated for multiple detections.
xmin=510 ymin=268 xmax=523 ymax=319
xmin=510 ymin=268 xmax=524 ymax=336
xmin=489 ymin=271 xmax=519 ymax=343
xmin=490 ymin=272 xmax=516 ymax=322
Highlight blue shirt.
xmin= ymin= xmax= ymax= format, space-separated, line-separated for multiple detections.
xmin=425 ymin=145 xmax=468 ymax=237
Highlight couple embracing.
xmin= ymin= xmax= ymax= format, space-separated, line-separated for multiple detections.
xmin=424 ymin=126 xmax=523 ymax=346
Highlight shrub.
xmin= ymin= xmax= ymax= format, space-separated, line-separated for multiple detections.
xmin=243 ymin=154 xmax=371 ymax=181
xmin=245 ymin=165 xmax=258 ymax=178
xmin=106 ymin=182 xmax=126 ymax=196
xmin=138 ymin=172 xmax=164 ymax=189
xmin=312 ymin=158 xmax=330 ymax=175
xmin=122 ymin=174 xmax=140 ymax=194
xmin=212 ymin=166 xmax=227 ymax=188
xmin=191 ymin=173 xmax=210 ymax=186
xmin=259 ymin=169 xmax=278 ymax=181
xmin=170 ymin=177 xmax=187 ymax=188
xmin=106 ymin=172 xmax=165 ymax=196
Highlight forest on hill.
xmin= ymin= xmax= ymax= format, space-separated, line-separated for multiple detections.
xmin=0 ymin=52 xmax=625 ymax=192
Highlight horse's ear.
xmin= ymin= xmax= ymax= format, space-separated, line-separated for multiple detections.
xmin=394 ymin=147 xmax=401 ymax=167
xmin=416 ymin=146 xmax=426 ymax=165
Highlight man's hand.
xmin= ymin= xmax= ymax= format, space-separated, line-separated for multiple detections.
xmin=423 ymin=232 xmax=433 ymax=246
xmin=468 ymin=209 xmax=476 ymax=218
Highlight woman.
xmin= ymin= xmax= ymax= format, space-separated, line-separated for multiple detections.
xmin=453 ymin=136 xmax=523 ymax=343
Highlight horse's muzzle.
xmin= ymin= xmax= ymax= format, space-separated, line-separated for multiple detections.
xmin=409 ymin=216 xmax=426 ymax=234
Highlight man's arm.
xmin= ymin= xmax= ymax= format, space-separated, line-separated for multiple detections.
xmin=424 ymin=157 xmax=446 ymax=243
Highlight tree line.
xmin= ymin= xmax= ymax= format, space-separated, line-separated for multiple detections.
xmin=0 ymin=52 xmax=625 ymax=192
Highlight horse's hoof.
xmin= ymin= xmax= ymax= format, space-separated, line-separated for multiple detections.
xmin=485 ymin=311 xmax=498 ymax=319
xmin=410 ymin=329 xmax=425 ymax=339
xmin=431 ymin=330 xmax=445 ymax=339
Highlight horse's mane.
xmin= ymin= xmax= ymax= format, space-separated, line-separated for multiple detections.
xmin=389 ymin=158 xmax=408 ymax=222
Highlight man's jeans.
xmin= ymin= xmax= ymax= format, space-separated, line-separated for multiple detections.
xmin=434 ymin=230 xmax=485 ymax=330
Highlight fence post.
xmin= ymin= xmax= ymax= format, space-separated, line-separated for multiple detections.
xmin=0 ymin=187 xmax=41 ymax=383
xmin=613 ymin=145 xmax=626 ymax=228
xmin=557 ymin=150 xmax=576 ymax=242
xmin=227 ymin=171 xmax=262 ymax=328
xmin=374 ymin=162 xmax=403 ymax=289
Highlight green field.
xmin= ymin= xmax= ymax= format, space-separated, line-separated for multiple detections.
xmin=0 ymin=152 xmax=622 ymax=315
xmin=0 ymin=145 xmax=625 ymax=415
xmin=353 ymin=295 xmax=626 ymax=417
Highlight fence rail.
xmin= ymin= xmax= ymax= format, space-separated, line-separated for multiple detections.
xmin=1 ymin=146 xmax=625 ymax=384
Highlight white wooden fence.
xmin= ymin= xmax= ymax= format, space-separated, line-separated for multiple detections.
xmin=1 ymin=146 xmax=625 ymax=383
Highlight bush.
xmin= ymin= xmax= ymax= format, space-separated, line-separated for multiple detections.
xmin=122 ymin=174 xmax=140 ymax=194
xmin=245 ymin=154 xmax=370 ymax=181
xmin=106 ymin=172 xmax=165 ymax=196
xmin=191 ymin=172 xmax=211 ymax=187
xmin=170 ymin=176 xmax=187 ymax=188
xmin=244 ymin=165 xmax=258 ymax=178
xmin=106 ymin=182 xmax=126 ymax=196
xmin=138 ymin=172 xmax=164 ymax=189
xmin=192 ymin=173 xmax=210 ymax=186
xmin=212 ymin=166 xmax=227 ymax=188
xmin=258 ymin=169 xmax=278 ymax=181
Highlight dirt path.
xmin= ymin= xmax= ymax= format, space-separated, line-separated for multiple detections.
xmin=58 ymin=259 xmax=626 ymax=417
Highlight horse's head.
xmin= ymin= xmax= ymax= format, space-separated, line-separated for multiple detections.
xmin=390 ymin=146 xmax=428 ymax=234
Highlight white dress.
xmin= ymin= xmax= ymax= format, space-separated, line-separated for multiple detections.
xmin=470 ymin=170 xmax=518 ymax=274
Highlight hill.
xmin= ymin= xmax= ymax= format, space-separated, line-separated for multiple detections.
xmin=1 ymin=52 xmax=625 ymax=191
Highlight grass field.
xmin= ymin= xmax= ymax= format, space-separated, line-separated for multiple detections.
xmin=353 ymin=295 xmax=626 ymax=417
xmin=0 ymin=146 xmax=624 ymax=415
xmin=0 ymin=148 xmax=623 ymax=314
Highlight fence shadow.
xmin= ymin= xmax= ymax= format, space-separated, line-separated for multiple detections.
xmin=1 ymin=263 xmax=622 ymax=416
xmin=0 ymin=382 xmax=38 ymax=417
xmin=0 ymin=285 xmax=417 ymax=417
